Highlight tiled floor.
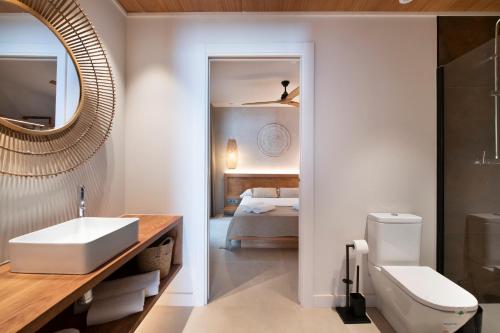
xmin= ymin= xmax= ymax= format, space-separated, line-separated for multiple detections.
xmin=137 ymin=217 xmax=395 ymax=333
xmin=481 ymin=303 xmax=500 ymax=333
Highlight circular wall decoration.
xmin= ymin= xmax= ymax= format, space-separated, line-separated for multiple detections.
xmin=0 ymin=0 xmax=115 ymax=177
xmin=257 ymin=123 xmax=291 ymax=157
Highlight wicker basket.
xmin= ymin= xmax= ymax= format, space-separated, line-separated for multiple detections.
xmin=137 ymin=237 xmax=174 ymax=278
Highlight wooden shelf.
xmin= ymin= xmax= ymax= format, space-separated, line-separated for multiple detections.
xmin=41 ymin=264 xmax=182 ymax=333
xmin=0 ymin=215 xmax=183 ymax=333
xmin=87 ymin=264 xmax=181 ymax=333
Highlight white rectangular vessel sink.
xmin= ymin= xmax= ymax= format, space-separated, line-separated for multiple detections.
xmin=9 ymin=217 xmax=139 ymax=274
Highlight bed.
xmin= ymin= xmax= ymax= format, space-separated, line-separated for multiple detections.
xmin=223 ymin=173 xmax=299 ymax=249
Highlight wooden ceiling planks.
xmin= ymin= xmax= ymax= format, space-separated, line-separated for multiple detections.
xmin=242 ymin=0 xmax=500 ymax=12
xmin=116 ymin=0 xmax=500 ymax=13
xmin=117 ymin=0 xmax=242 ymax=12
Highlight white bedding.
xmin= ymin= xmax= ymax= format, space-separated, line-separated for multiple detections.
xmin=227 ymin=196 xmax=299 ymax=249
xmin=240 ymin=196 xmax=298 ymax=207
xmin=240 ymin=202 xmax=275 ymax=214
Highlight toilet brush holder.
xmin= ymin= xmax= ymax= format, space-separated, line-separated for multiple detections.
xmin=349 ymin=293 xmax=366 ymax=318
xmin=335 ymin=243 xmax=371 ymax=324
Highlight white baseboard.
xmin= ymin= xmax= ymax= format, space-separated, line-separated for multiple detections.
xmin=312 ymin=294 xmax=336 ymax=307
xmin=156 ymin=292 xmax=376 ymax=309
xmin=312 ymin=293 xmax=377 ymax=308
xmin=156 ymin=292 xmax=195 ymax=307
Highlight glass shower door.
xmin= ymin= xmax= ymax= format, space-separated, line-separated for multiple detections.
xmin=442 ymin=35 xmax=500 ymax=333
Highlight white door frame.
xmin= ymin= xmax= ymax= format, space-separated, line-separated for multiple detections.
xmin=201 ymin=42 xmax=315 ymax=307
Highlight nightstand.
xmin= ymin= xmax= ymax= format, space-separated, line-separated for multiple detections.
xmin=223 ymin=205 xmax=238 ymax=216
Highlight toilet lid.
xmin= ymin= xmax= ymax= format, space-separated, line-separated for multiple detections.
xmin=381 ymin=266 xmax=478 ymax=312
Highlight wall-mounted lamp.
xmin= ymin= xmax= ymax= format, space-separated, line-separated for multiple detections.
xmin=226 ymin=139 xmax=238 ymax=169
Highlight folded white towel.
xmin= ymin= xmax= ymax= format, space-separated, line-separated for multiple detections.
xmin=241 ymin=202 xmax=276 ymax=214
xmin=87 ymin=289 xmax=145 ymax=326
xmin=93 ymin=270 xmax=160 ymax=300
xmin=292 ymin=202 xmax=299 ymax=211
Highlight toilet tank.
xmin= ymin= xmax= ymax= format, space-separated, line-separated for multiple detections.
xmin=367 ymin=213 xmax=423 ymax=266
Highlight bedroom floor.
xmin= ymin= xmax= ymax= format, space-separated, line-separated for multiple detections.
xmin=209 ymin=216 xmax=298 ymax=302
xmin=136 ymin=217 xmax=395 ymax=333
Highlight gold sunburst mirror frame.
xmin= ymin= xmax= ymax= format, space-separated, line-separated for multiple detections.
xmin=0 ymin=0 xmax=115 ymax=176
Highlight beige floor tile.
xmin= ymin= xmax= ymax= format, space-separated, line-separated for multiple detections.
xmin=137 ymin=217 xmax=395 ymax=332
xmin=481 ymin=303 xmax=500 ymax=333
xmin=136 ymin=306 xmax=193 ymax=333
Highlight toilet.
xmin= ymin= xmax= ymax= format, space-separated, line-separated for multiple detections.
xmin=367 ymin=213 xmax=478 ymax=333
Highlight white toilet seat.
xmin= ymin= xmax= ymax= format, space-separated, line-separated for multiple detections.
xmin=381 ymin=266 xmax=478 ymax=312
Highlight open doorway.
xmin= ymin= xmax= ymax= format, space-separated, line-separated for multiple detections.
xmin=207 ymin=58 xmax=301 ymax=304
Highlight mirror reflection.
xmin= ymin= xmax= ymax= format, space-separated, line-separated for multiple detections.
xmin=0 ymin=2 xmax=80 ymax=131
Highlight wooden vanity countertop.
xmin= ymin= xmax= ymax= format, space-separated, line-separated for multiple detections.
xmin=0 ymin=214 xmax=182 ymax=333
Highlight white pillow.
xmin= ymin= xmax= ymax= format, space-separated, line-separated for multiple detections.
xmin=280 ymin=187 xmax=299 ymax=198
xmin=239 ymin=189 xmax=253 ymax=198
xmin=252 ymin=187 xmax=278 ymax=198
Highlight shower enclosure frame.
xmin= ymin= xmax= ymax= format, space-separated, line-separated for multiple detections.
xmin=437 ymin=65 xmax=445 ymax=274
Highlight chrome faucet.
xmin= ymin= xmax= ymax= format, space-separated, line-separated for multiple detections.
xmin=77 ymin=184 xmax=93 ymax=305
xmin=78 ymin=185 xmax=86 ymax=218
xmin=76 ymin=185 xmax=94 ymax=308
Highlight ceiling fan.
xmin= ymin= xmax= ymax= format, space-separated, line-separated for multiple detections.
xmin=243 ymin=80 xmax=299 ymax=107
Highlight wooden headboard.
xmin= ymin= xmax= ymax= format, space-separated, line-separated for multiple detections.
xmin=224 ymin=173 xmax=299 ymax=204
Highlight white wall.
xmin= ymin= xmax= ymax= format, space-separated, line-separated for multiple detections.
xmin=125 ymin=15 xmax=437 ymax=306
xmin=212 ymin=107 xmax=300 ymax=214
xmin=0 ymin=0 xmax=127 ymax=262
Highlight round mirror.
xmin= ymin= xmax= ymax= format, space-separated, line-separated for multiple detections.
xmin=0 ymin=0 xmax=115 ymax=177
xmin=0 ymin=1 xmax=80 ymax=131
